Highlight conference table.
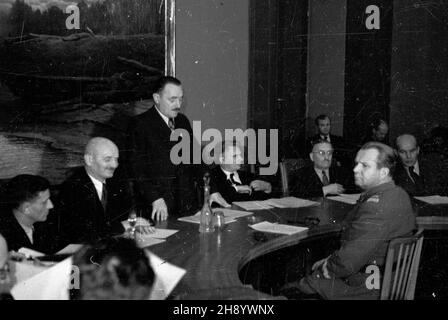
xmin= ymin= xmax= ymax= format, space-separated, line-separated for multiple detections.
xmin=148 ymin=197 xmax=448 ymax=300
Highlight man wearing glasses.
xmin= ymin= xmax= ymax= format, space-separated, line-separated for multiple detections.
xmin=291 ymin=139 xmax=355 ymax=199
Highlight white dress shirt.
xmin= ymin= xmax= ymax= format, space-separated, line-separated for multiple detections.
xmin=87 ymin=173 xmax=105 ymax=201
xmin=314 ymin=168 xmax=330 ymax=184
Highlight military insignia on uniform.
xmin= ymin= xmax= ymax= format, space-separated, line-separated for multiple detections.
xmin=367 ymin=195 xmax=379 ymax=203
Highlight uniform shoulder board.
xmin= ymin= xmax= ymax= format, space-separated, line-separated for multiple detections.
xmin=366 ymin=195 xmax=380 ymax=203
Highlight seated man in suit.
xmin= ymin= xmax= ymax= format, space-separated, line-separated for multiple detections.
xmin=58 ymin=137 xmax=153 ymax=245
xmin=281 ymin=142 xmax=416 ymax=300
xmin=210 ymin=141 xmax=272 ymax=203
xmin=395 ymin=133 xmax=448 ymax=196
xmin=291 ymin=140 xmax=355 ymax=199
xmin=0 ymin=175 xmax=60 ymax=253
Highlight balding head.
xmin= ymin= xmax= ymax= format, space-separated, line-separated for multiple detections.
xmin=84 ymin=137 xmax=119 ymax=182
xmin=396 ymin=134 xmax=419 ymax=168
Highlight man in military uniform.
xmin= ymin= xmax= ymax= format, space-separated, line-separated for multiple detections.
xmin=281 ymin=142 xmax=416 ymax=299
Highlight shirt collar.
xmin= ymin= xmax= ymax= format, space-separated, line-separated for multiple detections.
xmin=407 ymin=161 xmax=420 ymax=174
xmin=314 ymin=167 xmax=329 ymax=178
xmin=220 ymin=167 xmax=240 ymax=180
xmin=87 ymin=172 xmax=104 ymax=199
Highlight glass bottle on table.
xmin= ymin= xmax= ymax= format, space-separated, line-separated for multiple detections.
xmin=199 ymin=173 xmax=214 ymax=233
xmin=127 ymin=211 xmax=138 ymax=239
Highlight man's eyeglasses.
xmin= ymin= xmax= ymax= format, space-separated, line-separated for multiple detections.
xmin=313 ymin=150 xmax=334 ymax=156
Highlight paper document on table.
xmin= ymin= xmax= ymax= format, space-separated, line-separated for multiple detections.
xmin=414 ymin=195 xmax=448 ymax=205
xmin=11 ymin=257 xmax=72 ymax=300
xmin=146 ymin=251 xmax=186 ymax=300
xmin=327 ymin=193 xmax=361 ymax=205
xmin=121 ymin=219 xmax=179 ymax=240
xmin=249 ymin=221 xmax=308 ymax=235
xmin=265 ymin=197 xmax=319 ymax=208
xmin=178 ymin=208 xmax=249 ymax=224
xmin=233 ymin=200 xmax=273 ymax=210
xmin=134 ymin=235 xmax=166 ymax=248
xmin=216 ymin=208 xmax=254 ymax=219
xmin=56 ymin=244 xmax=83 ymax=255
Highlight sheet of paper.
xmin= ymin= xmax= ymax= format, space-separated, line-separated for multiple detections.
xmin=18 ymin=247 xmax=45 ymax=258
xmin=56 ymin=244 xmax=83 ymax=255
xmin=212 ymin=208 xmax=254 ymax=219
xmin=232 ymin=200 xmax=273 ymax=210
xmin=249 ymin=221 xmax=308 ymax=235
xmin=414 ymin=195 xmax=448 ymax=205
xmin=178 ymin=215 xmax=236 ymax=225
xmin=134 ymin=236 xmax=166 ymax=248
xmin=9 ymin=260 xmax=50 ymax=285
xmin=146 ymin=251 xmax=186 ymax=300
xmin=327 ymin=193 xmax=361 ymax=205
xmin=264 ymin=197 xmax=319 ymax=208
xmin=11 ymin=257 xmax=72 ymax=300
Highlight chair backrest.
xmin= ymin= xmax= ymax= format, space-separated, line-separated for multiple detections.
xmin=380 ymin=229 xmax=424 ymax=300
xmin=279 ymin=158 xmax=309 ymax=197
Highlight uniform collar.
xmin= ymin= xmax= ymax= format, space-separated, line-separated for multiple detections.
xmin=358 ymin=181 xmax=395 ymax=203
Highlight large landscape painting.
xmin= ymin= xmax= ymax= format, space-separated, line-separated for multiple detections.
xmin=0 ymin=0 xmax=170 ymax=184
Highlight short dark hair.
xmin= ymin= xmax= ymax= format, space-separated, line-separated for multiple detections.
xmin=371 ymin=118 xmax=388 ymax=131
xmin=2 ymin=174 xmax=50 ymax=210
xmin=152 ymin=76 xmax=182 ymax=95
xmin=72 ymin=237 xmax=155 ymax=300
xmin=360 ymin=142 xmax=397 ymax=177
xmin=315 ymin=114 xmax=330 ymax=126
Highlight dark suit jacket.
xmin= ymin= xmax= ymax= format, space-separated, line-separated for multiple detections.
xmin=210 ymin=166 xmax=270 ymax=203
xmin=0 ymin=212 xmax=60 ymax=254
xmin=395 ymin=155 xmax=448 ymax=197
xmin=57 ymin=167 xmax=132 ymax=244
xmin=303 ymin=182 xmax=416 ymax=299
xmin=290 ymin=165 xmax=356 ymax=199
xmin=127 ymin=107 xmax=201 ymax=216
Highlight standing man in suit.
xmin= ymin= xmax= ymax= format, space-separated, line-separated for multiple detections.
xmin=304 ymin=115 xmax=350 ymax=167
xmin=362 ymin=118 xmax=389 ymax=145
xmin=58 ymin=137 xmax=153 ymax=244
xmin=291 ymin=140 xmax=355 ymax=199
xmin=281 ymin=142 xmax=416 ymax=299
xmin=127 ymin=76 xmax=228 ymax=221
xmin=210 ymin=141 xmax=272 ymax=203
xmin=0 ymin=175 xmax=59 ymax=253
xmin=395 ymin=134 xmax=448 ymax=196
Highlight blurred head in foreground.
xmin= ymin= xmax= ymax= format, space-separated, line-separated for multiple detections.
xmin=72 ymin=238 xmax=155 ymax=300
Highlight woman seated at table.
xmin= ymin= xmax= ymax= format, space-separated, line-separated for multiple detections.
xmin=71 ymin=237 xmax=155 ymax=300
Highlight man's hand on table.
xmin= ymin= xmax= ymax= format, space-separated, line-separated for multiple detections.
xmin=210 ymin=192 xmax=231 ymax=207
xmin=250 ymin=180 xmax=272 ymax=193
xmin=152 ymin=198 xmax=168 ymax=221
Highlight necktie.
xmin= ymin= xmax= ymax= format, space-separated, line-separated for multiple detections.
xmin=323 ymin=135 xmax=328 ymax=141
xmin=322 ymin=170 xmax=330 ymax=186
xmin=168 ymin=118 xmax=175 ymax=131
xmin=101 ymin=183 xmax=108 ymax=211
xmin=408 ymin=166 xmax=420 ymax=184
xmin=229 ymin=173 xmax=241 ymax=186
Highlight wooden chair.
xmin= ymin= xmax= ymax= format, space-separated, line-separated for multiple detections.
xmin=380 ymin=229 xmax=424 ymax=300
xmin=279 ymin=158 xmax=309 ymax=197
